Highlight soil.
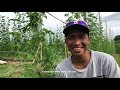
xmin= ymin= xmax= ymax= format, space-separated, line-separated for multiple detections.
xmin=7 ymin=60 xmax=33 ymax=66
xmin=7 ymin=61 xmax=23 ymax=66
xmin=12 ymin=70 xmax=24 ymax=78
xmin=4 ymin=60 xmax=33 ymax=78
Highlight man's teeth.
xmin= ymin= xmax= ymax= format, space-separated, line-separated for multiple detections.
xmin=73 ymin=47 xmax=83 ymax=50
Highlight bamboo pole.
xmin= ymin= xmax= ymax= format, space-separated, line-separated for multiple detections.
xmin=33 ymin=13 xmax=43 ymax=64
xmin=33 ymin=41 xmax=42 ymax=64
xmin=83 ymin=12 xmax=87 ymax=21
xmin=105 ymin=20 xmax=108 ymax=38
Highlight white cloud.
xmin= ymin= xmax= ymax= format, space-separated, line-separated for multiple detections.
xmin=0 ymin=12 xmax=15 ymax=18
xmin=0 ymin=12 xmax=118 ymax=37
xmin=100 ymin=12 xmax=116 ymax=18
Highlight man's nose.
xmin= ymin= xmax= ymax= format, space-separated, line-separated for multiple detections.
xmin=73 ymin=38 xmax=82 ymax=45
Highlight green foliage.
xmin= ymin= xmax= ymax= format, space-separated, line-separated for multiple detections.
xmin=112 ymin=54 xmax=120 ymax=66
xmin=18 ymin=64 xmax=39 ymax=78
xmin=0 ymin=12 xmax=118 ymax=78
xmin=0 ymin=64 xmax=15 ymax=78
xmin=114 ymin=35 xmax=120 ymax=41
xmin=19 ymin=69 xmax=39 ymax=78
xmin=114 ymin=41 xmax=120 ymax=54
xmin=114 ymin=35 xmax=120 ymax=54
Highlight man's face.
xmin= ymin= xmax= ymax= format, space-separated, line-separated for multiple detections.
xmin=65 ymin=29 xmax=90 ymax=56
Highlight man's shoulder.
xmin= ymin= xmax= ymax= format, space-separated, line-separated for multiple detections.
xmin=92 ymin=50 xmax=115 ymax=62
xmin=93 ymin=50 xmax=114 ymax=58
xmin=56 ymin=56 xmax=71 ymax=69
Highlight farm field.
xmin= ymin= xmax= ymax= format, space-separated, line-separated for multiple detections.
xmin=0 ymin=12 xmax=120 ymax=78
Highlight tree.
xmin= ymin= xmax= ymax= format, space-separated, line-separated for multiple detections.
xmin=114 ymin=35 xmax=120 ymax=54
xmin=0 ymin=16 xmax=10 ymax=50
xmin=114 ymin=35 xmax=120 ymax=41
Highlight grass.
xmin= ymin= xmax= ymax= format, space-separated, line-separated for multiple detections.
xmin=0 ymin=51 xmax=57 ymax=78
xmin=0 ymin=53 xmax=119 ymax=78
xmin=0 ymin=61 xmax=32 ymax=78
xmin=0 ymin=52 xmax=34 ymax=61
xmin=112 ymin=54 xmax=120 ymax=66
xmin=0 ymin=64 xmax=15 ymax=78
xmin=0 ymin=61 xmax=56 ymax=78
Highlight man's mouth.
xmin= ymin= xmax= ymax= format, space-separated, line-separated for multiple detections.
xmin=73 ymin=47 xmax=83 ymax=51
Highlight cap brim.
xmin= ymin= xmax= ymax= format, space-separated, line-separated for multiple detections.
xmin=63 ymin=24 xmax=90 ymax=35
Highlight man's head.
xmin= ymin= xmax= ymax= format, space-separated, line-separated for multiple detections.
xmin=63 ymin=20 xmax=90 ymax=37
xmin=63 ymin=20 xmax=90 ymax=56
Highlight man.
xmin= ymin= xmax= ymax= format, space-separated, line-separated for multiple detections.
xmin=55 ymin=20 xmax=120 ymax=78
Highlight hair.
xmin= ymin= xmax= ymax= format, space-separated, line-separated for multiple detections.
xmin=65 ymin=32 xmax=89 ymax=37
xmin=64 ymin=28 xmax=90 ymax=37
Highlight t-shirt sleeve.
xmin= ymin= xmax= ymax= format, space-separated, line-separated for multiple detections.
xmin=107 ymin=56 xmax=120 ymax=78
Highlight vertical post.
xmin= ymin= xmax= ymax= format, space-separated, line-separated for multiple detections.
xmin=39 ymin=13 xmax=43 ymax=63
xmin=98 ymin=12 xmax=101 ymax=50
xmin=109 ymin=28 xmax=112 ymax=53
xmin=83 ymin=12 xmax=87 ymax=21
xmin=33 ymin=12 xmax=43 ymax=65
xmin=105 ymin=20 xmax=108 ymax=37
xmin=104 ymin=20 xmax=108 ymax=53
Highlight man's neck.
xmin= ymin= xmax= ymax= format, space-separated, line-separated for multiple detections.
xmin=71 ymin=50 xmax=91 ymax=69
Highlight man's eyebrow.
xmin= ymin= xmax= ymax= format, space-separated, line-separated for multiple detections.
xmin=68 ymin=33 xmax=86 ymax=35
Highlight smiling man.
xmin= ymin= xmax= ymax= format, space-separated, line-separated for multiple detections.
xmin=55 ymin=20 xmax=120 ymax=78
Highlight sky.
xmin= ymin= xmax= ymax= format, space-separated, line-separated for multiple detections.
xmin=0 ymin=12 xmax=115 ymax=19
xmin=0 ymin=12 xmax=116 ymax=28
xmin=42 ymin=12 xmax=116 ymax=34
xmin=0 ymin=12 xmax=117 ymax=38
xmin=0 ymin=12 xmax=116 ymax=19
xmin=0 ymin=12 xmax=15 ymax=18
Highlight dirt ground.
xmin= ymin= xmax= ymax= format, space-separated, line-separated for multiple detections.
xmin=7 ymin=60 xmax=32 ymax=66
xmin=3 ymin=60 xmax=33 ymax=78
xmin=7 ymin=61 xmax=23 ymax=66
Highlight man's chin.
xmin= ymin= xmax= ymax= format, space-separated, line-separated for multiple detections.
xmin=72 ymin=52 xmax=83 ymax=56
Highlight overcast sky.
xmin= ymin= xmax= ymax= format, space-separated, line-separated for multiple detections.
xmin=42 ymin=12 xmax=116 ymax=33
xmin=0 ymin=12 xmax=116 ymax=28
xmin=0 ymin=12 xmax=117 ymax=38
xmin=0 ymin=12 xmax=115 ymax=19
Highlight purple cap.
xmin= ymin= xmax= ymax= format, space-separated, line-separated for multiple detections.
xmin=63 ymin=20 xmax=90 ymax=35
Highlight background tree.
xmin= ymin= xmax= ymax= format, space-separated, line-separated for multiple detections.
xmin=114 ymin=35 xmax=120 ymax=54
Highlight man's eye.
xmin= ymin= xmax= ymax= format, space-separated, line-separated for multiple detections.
xmin=67 ymin=36 xmax=74 ymax=39
xmin=67 ymin=37 xmax=72 ymax=39
xmin=79 ymin=35 xmax=86 ymax=39
xmin=79 ymin=36 xmax=85 ymax=39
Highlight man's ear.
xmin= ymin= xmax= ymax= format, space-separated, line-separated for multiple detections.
xmin=65 ymin=38 xmax=67 ymax=44
xmin=88 ymin=36 xmax=90 ymax=44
